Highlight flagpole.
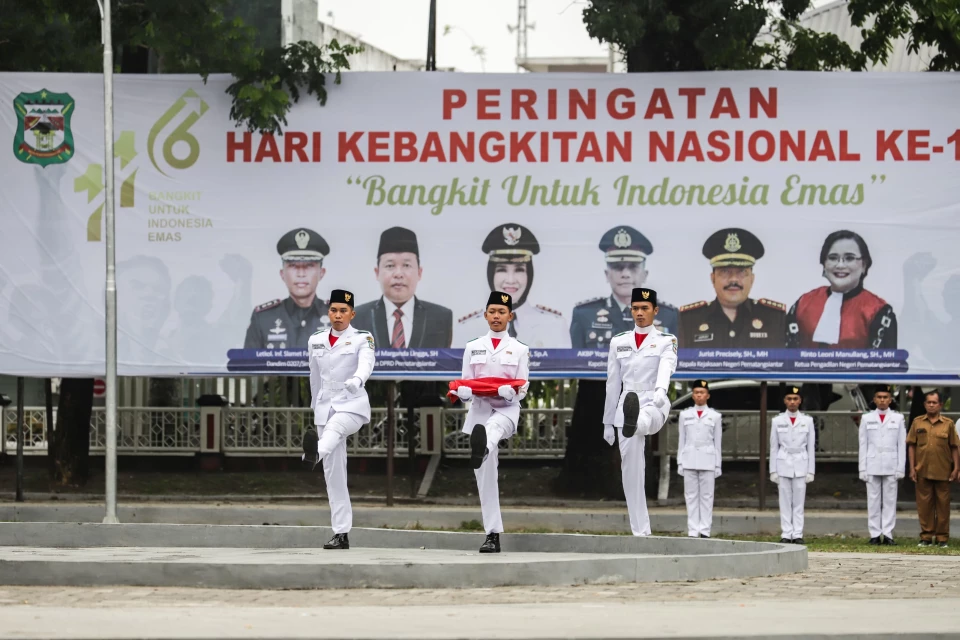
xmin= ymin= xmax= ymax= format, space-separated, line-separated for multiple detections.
xmin=97 ymin=0 xmax=119 ymax=524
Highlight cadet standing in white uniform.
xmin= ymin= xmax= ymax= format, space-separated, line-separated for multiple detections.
xmin=603 ymin=287 xmax=678 ymax=537
xmin=453 ymin=291 xmax=530 ymax=553
xmin=677 ymin=380 xmax=722 ymax=538
xmin=769 ymin=386 xmax=816 ymax=544
xmin=858 ymin=384 xmax=906 ymax=545
xmin=301 ymin=289 xmax=376 ymax=550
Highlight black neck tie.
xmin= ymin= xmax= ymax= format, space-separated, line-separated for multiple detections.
xmin=508 ymin=313 xmax=518 ymax=338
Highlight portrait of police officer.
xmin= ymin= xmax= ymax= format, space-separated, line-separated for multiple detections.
xmin=455 ymin=223 xmax=570 ymax=349
xmin=570 ymin=226 xmax=678 ymax=349
xmin=353 ymin=226 xmax=453 ymax=348
xmin=678 ymin=228 xmax=786 ymax=348
xmin=243 ymin=228 xmax=331 ymax=350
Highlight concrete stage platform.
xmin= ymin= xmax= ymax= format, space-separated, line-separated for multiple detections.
xmin=0 ymin=522 xmax=805 ymax=589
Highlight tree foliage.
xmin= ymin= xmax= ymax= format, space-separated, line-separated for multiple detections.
xmin=582 ymin=0 xmax=960 ymax=72
xmin=0 ymin=0 xmax=361 ymax=134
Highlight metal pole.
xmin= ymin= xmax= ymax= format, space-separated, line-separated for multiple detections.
xmin=100 ymin=0 xmax=119 ymax=524
xmin=386 ymin=381 xmax=396 ymax=506
xmin=15 ymin=377 xmax=25 ymax=502
xmin=758 ymin=381 xmax=768 ymax=511
xmin=408 ymin=403 xmax=417 ymax=498
xmin=44 ymin=378 xmax=54 ymax=477
xmin=426 ymin=0 xmax=437 ymax=71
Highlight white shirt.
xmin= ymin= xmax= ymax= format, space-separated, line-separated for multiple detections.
xmin=459 ymin=331 xmax=531 ymax=433
xmin=385 ymin=297 xmax=415 ymax=348
xmin=602 ymin=325 xmax=678 ymax=427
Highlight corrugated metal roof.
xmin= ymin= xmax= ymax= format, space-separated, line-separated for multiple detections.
xmin=797 ymin=0 xmax=936 ymax=71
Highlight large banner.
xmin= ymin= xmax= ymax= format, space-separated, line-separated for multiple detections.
xmin=2 ymin=71 xmax=960 ymax=382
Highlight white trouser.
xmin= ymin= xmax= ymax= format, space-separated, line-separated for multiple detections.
xmin=475 ymin=413 xmax=517 ymax=535
xmin=778 ymin=476 xmax=807 ymax=539
xmin=618 ymin=429 xmax=650 ymax=536
xmin=316 ymin=410 xmax=364 ymax=534
xmin=683 ymin=469 xmax=715 ymax=537
xmin=866 ymin=474 xmax=898 ymax=538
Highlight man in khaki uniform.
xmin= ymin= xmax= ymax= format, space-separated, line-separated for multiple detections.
xmin=906 ymin=390 xmax=960 ymax=548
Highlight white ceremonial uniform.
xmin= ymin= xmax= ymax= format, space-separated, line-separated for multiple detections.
xmin=307 ymin=325 xmax=376 ymax=534
xmin=460 ymin=330 xmax=531 ymax=535
xmin=455 ymin=300 xmax=571 ymax=349
xmin=677 ymin=405 xmax=722 ymax=537
xmin=603 ymin=326 xmax=678 ymax=536
xmin=858 ymin=408 xmax=906 ymax=539
xmin=769 ymin=411 xmax=816 ymax=540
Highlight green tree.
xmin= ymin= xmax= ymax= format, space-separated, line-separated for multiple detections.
xmin=1 ymin=0 xmax=359 ymax=486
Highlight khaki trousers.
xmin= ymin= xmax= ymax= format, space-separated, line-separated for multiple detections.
xmin=916 ymin=476 xmax=951 ymax=542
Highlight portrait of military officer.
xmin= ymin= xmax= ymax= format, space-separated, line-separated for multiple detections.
xmin=455 ymin=223 xmax=570 ymax=349
xmin=678 ymin=228 xmax=786 ymax=348
xmin=570 ymin=226 xmax=679 ymax=349
xmin=243 ymin=228 xmax=330 ymax=349
xmin=353 ymin=226 xmax=453 ymax=348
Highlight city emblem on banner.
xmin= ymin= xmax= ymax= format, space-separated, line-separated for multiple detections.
xmin=13 ymin=89 xmax=75 ymax=167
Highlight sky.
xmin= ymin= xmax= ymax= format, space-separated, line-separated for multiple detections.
xmin=316 ymin=0 xmax=838 ymax=73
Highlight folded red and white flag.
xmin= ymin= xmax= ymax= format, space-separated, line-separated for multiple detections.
xmin=447 ymin=377 xmax=527 ymax=403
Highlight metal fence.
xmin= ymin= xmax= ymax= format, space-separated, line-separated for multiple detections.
xmin=5 ymin=406 xmax=954 ymax=460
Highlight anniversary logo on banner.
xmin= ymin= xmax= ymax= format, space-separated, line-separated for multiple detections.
xmin=1 ymin=71 xmax=959 ymax=382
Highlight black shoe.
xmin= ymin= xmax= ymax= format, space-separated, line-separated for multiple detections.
xmin=792 ymin=538 xmax=805 ymax=545
xmin=479 ymin=533 xmax=501 ymax=553
xmin=869 ymin=536 xmax=881 ymax=545
xmin=470 ymin=424 xmax=488 ymax=470
xmin=301 ymin=428 xmax=320 ymax=470
xmin=939 ymin=542 xmax=949 ymax=549
xmin=882 ymin=537 xmax=896 ymax=546
xmin=621 ymin=392 xmax=640 ymax=439
xmin=780 ymin=538 xmax=791 ymax=544
xmin=323 ymin=533 xmax=349 ymax=550
xmin=918 ymin=540 xmax=932 ymax=547
xmin=700 ymin=534 xmax=710 ymax=539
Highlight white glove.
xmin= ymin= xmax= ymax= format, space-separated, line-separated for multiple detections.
xmin=805 ymin=473 xmax=814 ymax=484
xmin=770 ymin=472 xmax=779 ymax=485
xmin=456 ymin=386 xmax=473 ymax=401
xmin=896 ymin=472 xmax=905 ymax=480
xmin=677 ymin=464 xmax=684 ymax=475
xmin=603 ymin=424 xmax=615 ymax=446
xmin=714 ymin=468 xmax=722 ymax=479
xmin=654 ymin=388 xmax=669 ymax=406
xmin=344 ymin=377 xmax=362 ymax=394
xmin=498 ymin=384 xmax=517 ymax=402
xmin=859 ymin=472 xmax=868 ymax=482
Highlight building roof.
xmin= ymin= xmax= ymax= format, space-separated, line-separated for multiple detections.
xmin=795 ymin=0 xmax=935 ymax=71
xmin=517 ymin=56 xmax=612 ymax=73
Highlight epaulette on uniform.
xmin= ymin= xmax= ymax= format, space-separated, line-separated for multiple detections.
xmin=613 ymin=330 xmax=631 ymax=338
xmin=535 ymin=304 xmax=562 ymax=317
xmin=458 ymin=309 xmax=483 ymax=323
xmin=355 ymin=329 xmax=371 ymax=334
xmin=659 ymin=298 xmax=678 ymax=310
xmin=679 ymin=301 xmax=707 ymax=313
xmin=574 ymin=296 xmax=605 ymax=308
xmin=758 ymin=298 xmax=786 ymax=311
xmin=254 ymin=299 xmax=282 ymax=313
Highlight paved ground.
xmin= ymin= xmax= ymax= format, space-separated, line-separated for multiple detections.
xmin=3 ymin=554 xmax=959 ymax=638
xmin=1 ymin=553 xmax=957 ymax=605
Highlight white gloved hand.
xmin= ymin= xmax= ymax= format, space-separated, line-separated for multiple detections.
xmin=896 ymin=472 xmax=905 ymax=480
xmin=456 ymin=386 xmax=473 ymax=401
xmin=714 ymin=468 xmax=722 ymax=479
xmin=859 ymin=472 xmax=868 ymax=482
xmin=677 ymin=464 xmax=684 ymax=475
xmin=770 ymin=472 xmax=780 ymax=485
xmin=498 ymin=384 xmax=517 ymax=402
xmin=805 ymin=473 xmax=815 ymax=484
xmin=654 ymin=387 xmax=669 ymax=406
xmin=603 ymin=424 xmax=615 ymax=446
xmin=344 ymin=377 xmax=362 ymax=394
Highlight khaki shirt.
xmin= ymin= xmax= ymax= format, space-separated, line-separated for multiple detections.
xmin=906 ymin=414 xmax=960 ymax=481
